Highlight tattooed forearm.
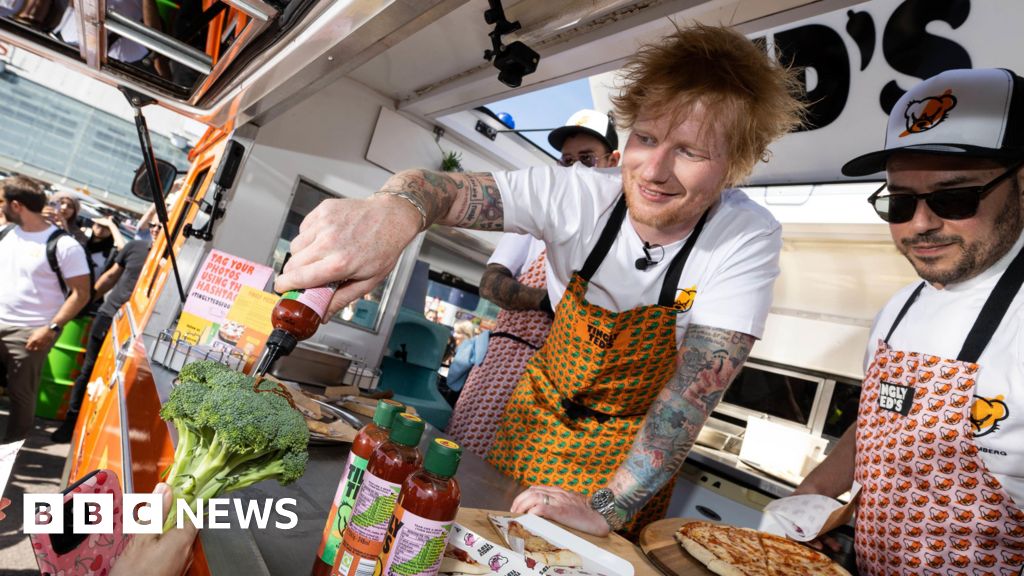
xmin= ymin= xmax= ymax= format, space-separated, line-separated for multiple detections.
xmin=606 ymin=325 xmax=754 ymax=522
xmin=375 ymin=170 xmax=504 ymax=231
xmin=479 ymin=264 xmax=547 ymax=310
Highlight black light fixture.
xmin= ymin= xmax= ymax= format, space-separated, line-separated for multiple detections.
xmin=482 ymin=0 xmax=539 ymax=88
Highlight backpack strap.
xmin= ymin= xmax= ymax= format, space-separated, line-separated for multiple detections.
xmin=0 ymin=224 xmax=13 ymax=242
xmin=46 ymin=229 xmax=71 ymax=297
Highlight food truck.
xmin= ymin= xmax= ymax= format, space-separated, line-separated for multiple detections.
xmin=3 ymin=0 xmax=1023 ymax=574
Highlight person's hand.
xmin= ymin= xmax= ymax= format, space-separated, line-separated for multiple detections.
xmin=42 ymin=205 xmax=68 ymax=230
xmin=26 ymin=326 xmax=58 ymax=351
xmin=0 ymin=497 xmax=11 ymax=522
xmin=93 ymin=216 xmax=115 ymax=229
xmin=511 ymin=486 xmax=611 ymax=537
xmin=274 ymin=196 xmax=422 ymax=318
xmin=111 ymin=483 xmax=198 ymax=576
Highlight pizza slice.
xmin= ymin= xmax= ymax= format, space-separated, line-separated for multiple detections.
xmin=439 ymin=544 xmax=490 ymax=575
xmin=506 ymin=520 xmax=583 ymax=568
xmin=675 ymin=521 xmax=769 ymax=576
xmin=758 ymin=531 xmax=851 ymax=576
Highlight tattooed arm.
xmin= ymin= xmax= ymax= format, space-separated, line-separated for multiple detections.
xmin=479 ymin=263 xmax=547 ymax=311
xmin=606 ymin=324 xmax=754 ymax=524
xmin=375 ymin=169 xmax=504 ymax=231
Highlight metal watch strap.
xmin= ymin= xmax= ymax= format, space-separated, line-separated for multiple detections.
xmin=376 ymin=190 xmax=428 ymax=231
xmin=590 ymin=488 xmax=624 ymax=530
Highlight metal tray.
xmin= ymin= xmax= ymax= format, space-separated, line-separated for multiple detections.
xmin=307 ymin=400 xmax=363 ymax=446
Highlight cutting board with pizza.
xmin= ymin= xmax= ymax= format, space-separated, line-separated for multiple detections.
xmin=639 ymin=518 xmax=852 ymax=576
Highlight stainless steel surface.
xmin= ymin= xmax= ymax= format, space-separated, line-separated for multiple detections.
xmin=694 ymin=427 xmax=731 ymax=451
xmin=269 ymin=344 xmax=353 ymax=387
xmin=307 ymin=400 xmax=362 ymax=445
xmin=686 ymin=445 xmax=795 ymax=500
xmin=104 ymin=10 xmax=214 ymax=74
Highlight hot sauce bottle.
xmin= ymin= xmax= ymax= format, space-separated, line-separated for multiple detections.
xmin=311 ymin=399 xmax=406 ymax=576
xmin=334 ymin=413 xmax=426 ymax=576
xmin=251 ymin=284 xmax=337 ymax=377
xmin=375 ymin=439 xmax=463 ymax=576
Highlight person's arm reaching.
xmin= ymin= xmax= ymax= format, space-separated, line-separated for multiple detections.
xmin=479 ymin=263 xmax=547 ymax=311
xmin=275 ymin=170 xmax=502 ymax=316
xmin=793 ymin=424 xmax=856 ymax=498
xmin=512 ymin=324 xmax=753 ymax=534
xmin=93 ymin=263 xmax=125 ymax=300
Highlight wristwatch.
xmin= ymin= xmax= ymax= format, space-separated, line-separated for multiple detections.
xmin=589 ymin=488 xmax=625 ymax=531
xmin=48 ymin=323 xmax=62 ymax=336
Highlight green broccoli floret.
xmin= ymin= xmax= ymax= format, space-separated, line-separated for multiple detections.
xmin=160 ymin=371 xmax=309 ymax=532
xmin=176 ymin=360 xmax=233 ymax=386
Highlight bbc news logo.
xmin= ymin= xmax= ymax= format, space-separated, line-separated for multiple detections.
xmin=23 ymin=495 xmax=298 ymax=534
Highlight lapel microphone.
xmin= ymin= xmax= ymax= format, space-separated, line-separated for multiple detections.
xmin=634 ymin=241 xmax=663 ymax=270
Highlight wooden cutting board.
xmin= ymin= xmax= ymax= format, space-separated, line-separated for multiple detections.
xmin=639 ymin=518 xmax=714 ymax=576
xmin=456 ymin=508 xmax=662 ymax=575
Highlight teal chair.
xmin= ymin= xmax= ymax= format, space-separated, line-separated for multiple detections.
xmin=378 ymin=308 xmax=453 ymax=430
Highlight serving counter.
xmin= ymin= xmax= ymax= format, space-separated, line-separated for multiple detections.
xmin=69 ymin=331 xmax=662 ymax=575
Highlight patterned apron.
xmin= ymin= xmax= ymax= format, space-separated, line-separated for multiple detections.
xmin=487 ymin=196 xmax=708 ymax=539
xmin=854 ymin=245 xmax=1024 ymax=575
xmin=446 ymin=251 xmax=553 ymax=459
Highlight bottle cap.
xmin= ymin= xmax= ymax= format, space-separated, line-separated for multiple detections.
xmin=266 ymin=329 xmax=298 ymax=355
xmin=389 ymin=413 xmax=425 ymax=447
xmin=372 ymin=399 xmax=406 ymax=429
xmin=424 ymin=438 xmax=462 ymax=478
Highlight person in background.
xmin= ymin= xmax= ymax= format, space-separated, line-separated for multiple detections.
xmin=0 ymin=177 xmax=91 ymax=441
xmin=82 ymin=215 xmax=127 ymax=271
xmin=276 ymin=24 xmax=804 ymax=537
xmin=445 ymin=109 xmax=620 ymax=459
xmin=45 ymin=191 xmax=88 ymax=245
xmin=793 ymin=68 xmax=1024 ymax=574
xmin=51 ymin=214 xmax=159 ymax=443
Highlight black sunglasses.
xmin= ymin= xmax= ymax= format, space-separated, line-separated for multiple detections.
xmin=558 ymin=152 xmax=610 ymax=168
xmin=868 ymin=161 xmax=1024 ymax=224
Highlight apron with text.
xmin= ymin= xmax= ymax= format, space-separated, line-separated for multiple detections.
xmin=446 ymin=251 xmax=553 ymax=459
xmin=854 ymin=246 xmax=1024 ymax=575
xmin=487 ymin=196 xmax=707 ymax=538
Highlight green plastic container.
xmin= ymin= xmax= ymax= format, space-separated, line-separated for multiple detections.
xmin=37 ymin=316 xmax=93 ymax=420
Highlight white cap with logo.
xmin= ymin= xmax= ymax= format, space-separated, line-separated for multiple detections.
xmin=547 ymin=109 xmax=618 ymax=153
xmin=843 ymin=68 xmax=1024 ymax=176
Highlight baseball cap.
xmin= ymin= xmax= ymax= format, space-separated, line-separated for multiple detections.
xmin=548 ymin=109 xmax=618 ymax=153
xmin=842 ymin=68 xmax=1024 ymax=176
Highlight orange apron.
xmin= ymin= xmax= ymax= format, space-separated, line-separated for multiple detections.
xmin=487 ymin=196 xmax=708 ymax=537
xmin=854 ymin=246 xmax=1024 ymax=575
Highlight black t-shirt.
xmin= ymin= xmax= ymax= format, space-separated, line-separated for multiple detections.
xmin=98 ymin=239 xmax=151 ymax=317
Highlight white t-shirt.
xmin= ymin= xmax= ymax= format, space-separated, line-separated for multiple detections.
xmin=487 ymin=233 xmax=545 ymax=277
xmin=865 ymin=232 xmax=1024 ymax=504
xmin=494 ymin=165 xmax=782 ymax=342
xmin=0 ymin=225 xmax=90 ymax=327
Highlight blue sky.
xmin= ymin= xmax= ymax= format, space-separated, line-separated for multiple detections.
xmin=486 ymin=78 xmax=594 ymax=157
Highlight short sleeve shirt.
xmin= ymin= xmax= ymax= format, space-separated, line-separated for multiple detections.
xmin=492 ymin=164 xmax=783 ymax=342
xmin=0 ymin=225 xmax=90 ymax=326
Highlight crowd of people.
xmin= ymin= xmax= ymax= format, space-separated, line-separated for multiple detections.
xmin=0 ymin=174 xmax=159 ymax=443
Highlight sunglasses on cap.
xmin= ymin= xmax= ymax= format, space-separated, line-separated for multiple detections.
xmin=558 ymin=152 xmax=611 ymax=168
xmin=867 ymin=160 xmax=1024 ymax=224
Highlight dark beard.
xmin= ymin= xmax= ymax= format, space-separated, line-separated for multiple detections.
xmin=903 ymin=182 xmax=1023 ymax=285
xmin=2 ymin=208 xmax=19 ymax=226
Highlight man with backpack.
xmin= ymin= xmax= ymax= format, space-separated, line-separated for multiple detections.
xmin=0 ymin=176 xmax=90 ymax=442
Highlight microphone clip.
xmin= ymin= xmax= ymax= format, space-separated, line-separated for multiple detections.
xmin=634 ymin=241 xmax=663 ymax=271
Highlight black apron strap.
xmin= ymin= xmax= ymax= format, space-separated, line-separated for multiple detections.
xmin=884 ymin=282 xmax=926 ymax=343
xmin=958 ymin=244 xmax=1024 ymax=362
xmin=578 ymin=195 xmax=627 ymax=282
xmin=658 ymin=209 xmax=711 ymax=307
xmin=489 ymin=331 xmax=541 ymax=351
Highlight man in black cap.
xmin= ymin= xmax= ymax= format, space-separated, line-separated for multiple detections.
xmin=444 ymin=109 xmax=619 ymax=458
xmin=794 ymin=68 xmax=1024 ymax=574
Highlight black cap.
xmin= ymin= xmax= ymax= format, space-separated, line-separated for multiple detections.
xmin=548 ymin=109 xmax=618 ymax=153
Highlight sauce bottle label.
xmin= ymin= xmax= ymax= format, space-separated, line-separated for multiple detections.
xmin=375 ymin=505 xmax=453 ymax=576
xmin=281 ymin=285 xmax=335 ymax=319
xmin=336 ymin=471 xmax=402 ymax=576
xmin=317 ymin=453 xmax=368 ymax=566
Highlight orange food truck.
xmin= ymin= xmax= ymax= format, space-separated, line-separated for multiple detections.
xmin=3 ymin=0 xmax=1024 ymax=574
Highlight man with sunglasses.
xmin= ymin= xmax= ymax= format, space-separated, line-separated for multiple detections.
xmin=445 ymin=109 xmax=619 ymax=458
xmin=51 ymin=213 xmax=160 ymax=443
xmin=794 ymin=68 xmax=1024 ymax=574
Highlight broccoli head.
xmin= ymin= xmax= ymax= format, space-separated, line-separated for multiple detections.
xmin=160 ymin=369 xmax=309 ymax=531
